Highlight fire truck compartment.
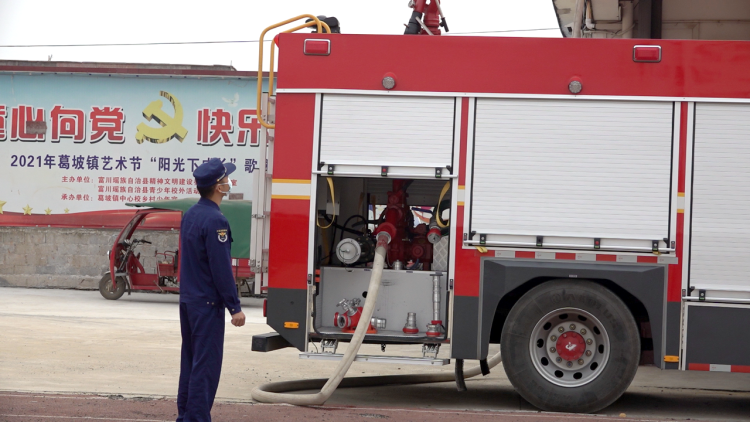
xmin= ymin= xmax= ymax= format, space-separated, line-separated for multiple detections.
xmin=312 ymin=176 xmax=453 ymax=343
xmin=684 ymin=303 xmax=750 ymax=369
xmin=318 ymin=94 xmax=457 ymax=178
xmin=688 ymin=103 xmax=750 ymax=301
xmin=314 ymin=267 xmax=448 ymax=342
xmin=466 ymin=98 xmax=677 ymax=253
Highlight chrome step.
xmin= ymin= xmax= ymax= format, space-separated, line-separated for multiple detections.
xmin=299 ymin=353 xmax=449 ymax=366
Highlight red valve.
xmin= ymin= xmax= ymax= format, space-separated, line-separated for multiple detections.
xmin=334 ymin=306 xmax=377 ymax=334
xmin=334 ymin=307 xmax=362 ymax=331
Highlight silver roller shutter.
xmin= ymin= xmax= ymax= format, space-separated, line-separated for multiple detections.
xmin=319 ymin=95 xmax=455 ymax=177
xmin=690 ymin=103 xmax=750 ymax=296
xmin=469 ymin=98 xmax=674 ymax=251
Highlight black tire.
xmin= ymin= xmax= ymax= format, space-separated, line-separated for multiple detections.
xmin=99 ymin=274 xmax=126 ymax=300
xmin=501 ymin=280 xmax=640 ymax=413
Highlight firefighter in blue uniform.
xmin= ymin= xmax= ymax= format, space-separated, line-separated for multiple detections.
xmin=177 ymin=158 xmax=246 ymax=422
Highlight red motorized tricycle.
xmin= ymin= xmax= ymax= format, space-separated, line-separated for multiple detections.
xmin=99 ymin=199 xmax=256 ymax=300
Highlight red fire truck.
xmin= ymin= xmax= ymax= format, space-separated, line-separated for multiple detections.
xmin=250 ymin=18 xmax=750 ymax=413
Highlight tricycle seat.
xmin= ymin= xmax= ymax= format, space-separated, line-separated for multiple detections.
xmin=156 ymin=250 xmax=178 ymax=277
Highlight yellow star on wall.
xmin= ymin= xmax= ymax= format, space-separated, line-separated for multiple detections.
xmin=0 ymin=200 xmax=6 ymax=214
xmin=45 ymin=208 xmax=52 ymax=215
xmin=23 ymin=204 xmax=33 ymax=215
xmin=64 ymin=208 xmax=70 ymax=214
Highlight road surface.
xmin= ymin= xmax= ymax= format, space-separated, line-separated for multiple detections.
xmin=1 ymin=287 xmax=748 ymax=421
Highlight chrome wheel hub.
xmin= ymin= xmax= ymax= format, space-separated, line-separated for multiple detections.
xmin=529 ymin=307 xmax=610 ymax=387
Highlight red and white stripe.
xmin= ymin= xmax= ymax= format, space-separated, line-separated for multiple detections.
xmin=689 ymin=363 xmax=750 ymax=373
xmin=494 ymin=250 xmax=678 ymax=265
xmin=232 ymin=258 xmax=251 ymax=267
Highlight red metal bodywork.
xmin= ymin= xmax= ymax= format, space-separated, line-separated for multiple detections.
xmin=270 ymin=34 xmax=750 ymax=304
xmin=268 ymin=94 xmax=316 ymax=291
xmin=264 ymin=34 xmax=750 ymax=374
xmin=277 ymin=34 xmax=750 ymax=98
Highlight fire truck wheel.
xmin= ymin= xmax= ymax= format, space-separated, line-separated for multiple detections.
xmin=99 ymin=274 xmax=126 ymax=300
xmin=501 ymin=279 xmax=639 ymax=413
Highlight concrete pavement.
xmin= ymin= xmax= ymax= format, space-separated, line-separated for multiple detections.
xmin=1 ymin=392 xmax=709 ymax=422
xmin=1 ymin=287 xmax=749 ymax=421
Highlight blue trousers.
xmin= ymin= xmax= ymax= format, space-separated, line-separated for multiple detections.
xmin=177 ymin=301 xmax=225 ymax=422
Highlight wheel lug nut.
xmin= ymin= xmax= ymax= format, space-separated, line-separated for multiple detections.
xmin=585 ymin=350 xmax=592 ymax=357
xmin=566 ymin=361 xmax=573 ymax=367
xmin=578 ymin=359 xmax=584 ymax=365
xmin=556 ymin=357 xmax=562 ymax=363
xmin=586 ymin=339 xmax=593 ymax=345
xmin=551 ymin=335 xmax=557 ymax=341
xmin=580 ymin=328 xmax=587 ymax=335
xmin=558 ymin=327 xmax=564 ymax=333
xmin=569 ymin=324 xmax=576 ymax=330
xmin=550 ymin=347 xmax=556 ymax=353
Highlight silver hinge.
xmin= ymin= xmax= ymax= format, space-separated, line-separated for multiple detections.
xmin=422 ymin=343 xmax=440 ymax=358
xmin=321 ymin=339 xmax=339 ymax=354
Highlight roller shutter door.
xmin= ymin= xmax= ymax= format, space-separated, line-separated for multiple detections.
xmin=469 ymin=98 xmax=674 ymax=251
xmin=690 ymin=103 xmax=750 ymax=296
xmin=319 ymin=95 xmax=455 ymax=177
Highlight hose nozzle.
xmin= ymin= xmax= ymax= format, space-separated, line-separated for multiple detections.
xmin=375 ymin=230 xmax=393 ymax=248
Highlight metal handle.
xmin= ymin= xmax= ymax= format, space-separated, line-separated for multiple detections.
xmin=257 ymin=15 xmax=332 ymax=129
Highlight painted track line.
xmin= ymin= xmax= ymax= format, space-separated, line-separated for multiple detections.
xmin=318 ymin=405 xmax=669 ymax=422
xmin=1 ymin=393 xmax=673 ymax=422
xmin=0 ymin=415 xmax=171 ymax=422
xmin=0 ymin=393 xmax=110 ymax=400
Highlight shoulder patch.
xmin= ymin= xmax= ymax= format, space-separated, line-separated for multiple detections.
xmin=217 ymin=229 xmax=228 ymax=243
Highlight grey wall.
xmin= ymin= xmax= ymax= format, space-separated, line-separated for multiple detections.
xmin=0 ymin=227 xmax=179 ymax=289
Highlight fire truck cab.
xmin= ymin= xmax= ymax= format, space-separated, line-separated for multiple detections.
xmin=251 ymin=31 xmax=750 ymax=413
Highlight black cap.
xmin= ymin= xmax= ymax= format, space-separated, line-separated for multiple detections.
xmin=193 ymin=158 xmax=236 ymax=188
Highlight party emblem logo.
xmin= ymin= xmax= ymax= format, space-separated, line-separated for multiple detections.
xmin=135 ymin=91 xmax=188 ymax=144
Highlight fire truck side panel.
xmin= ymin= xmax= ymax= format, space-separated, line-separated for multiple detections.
xmin=453 ymin=97 xmax=480 ymax=296
xmin=466 ymin=98 xmax=675 ymax=252
xmin=271 ymin=93 xmax=317 ymax=181
xmin=684 ymin=304 xmax=750 ymax=370
xmin=265 ymin=33 xmax=750 ymax=373
xmin=451 ymin=295 xmax=481 ymax=358
xmin=665 ymin=302 xmax=681 ymax=369
xmin=664 ymin=102 xmax=691 ymax=369
xmin=267 ymin=93 xmax=316 ymax=350
xmin=318 ymin=94 xmax=456 ymax=172
xmin=451 ymin=97 xmax=483 ymax=357
xmin=276 ymin=34 xmax=750 ymax=99
xmin=676 ymin=102 xmax=750 ymax=369
xmin=473 ymin=259 xmax=666 ymax=365
xmin=689 ymin=103 xmax=750 ymax=302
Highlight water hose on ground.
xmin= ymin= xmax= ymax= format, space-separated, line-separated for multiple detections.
xmin=251 ymin=232 xmax=503 ymax=405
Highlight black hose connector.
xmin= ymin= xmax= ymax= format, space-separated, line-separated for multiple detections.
xmin=455 ymin=359 xmax=467 ymax=392
xmin=404 ymin=10 xmax=422 ymax=34
xmin=440 ymin=17 xmax=449 ymax=33
xmin=306 ymin=16 xmax=341 ymax=33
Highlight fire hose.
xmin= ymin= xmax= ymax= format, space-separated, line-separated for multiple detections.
xmin=251 ymin=231 xmax=503 ymax=405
